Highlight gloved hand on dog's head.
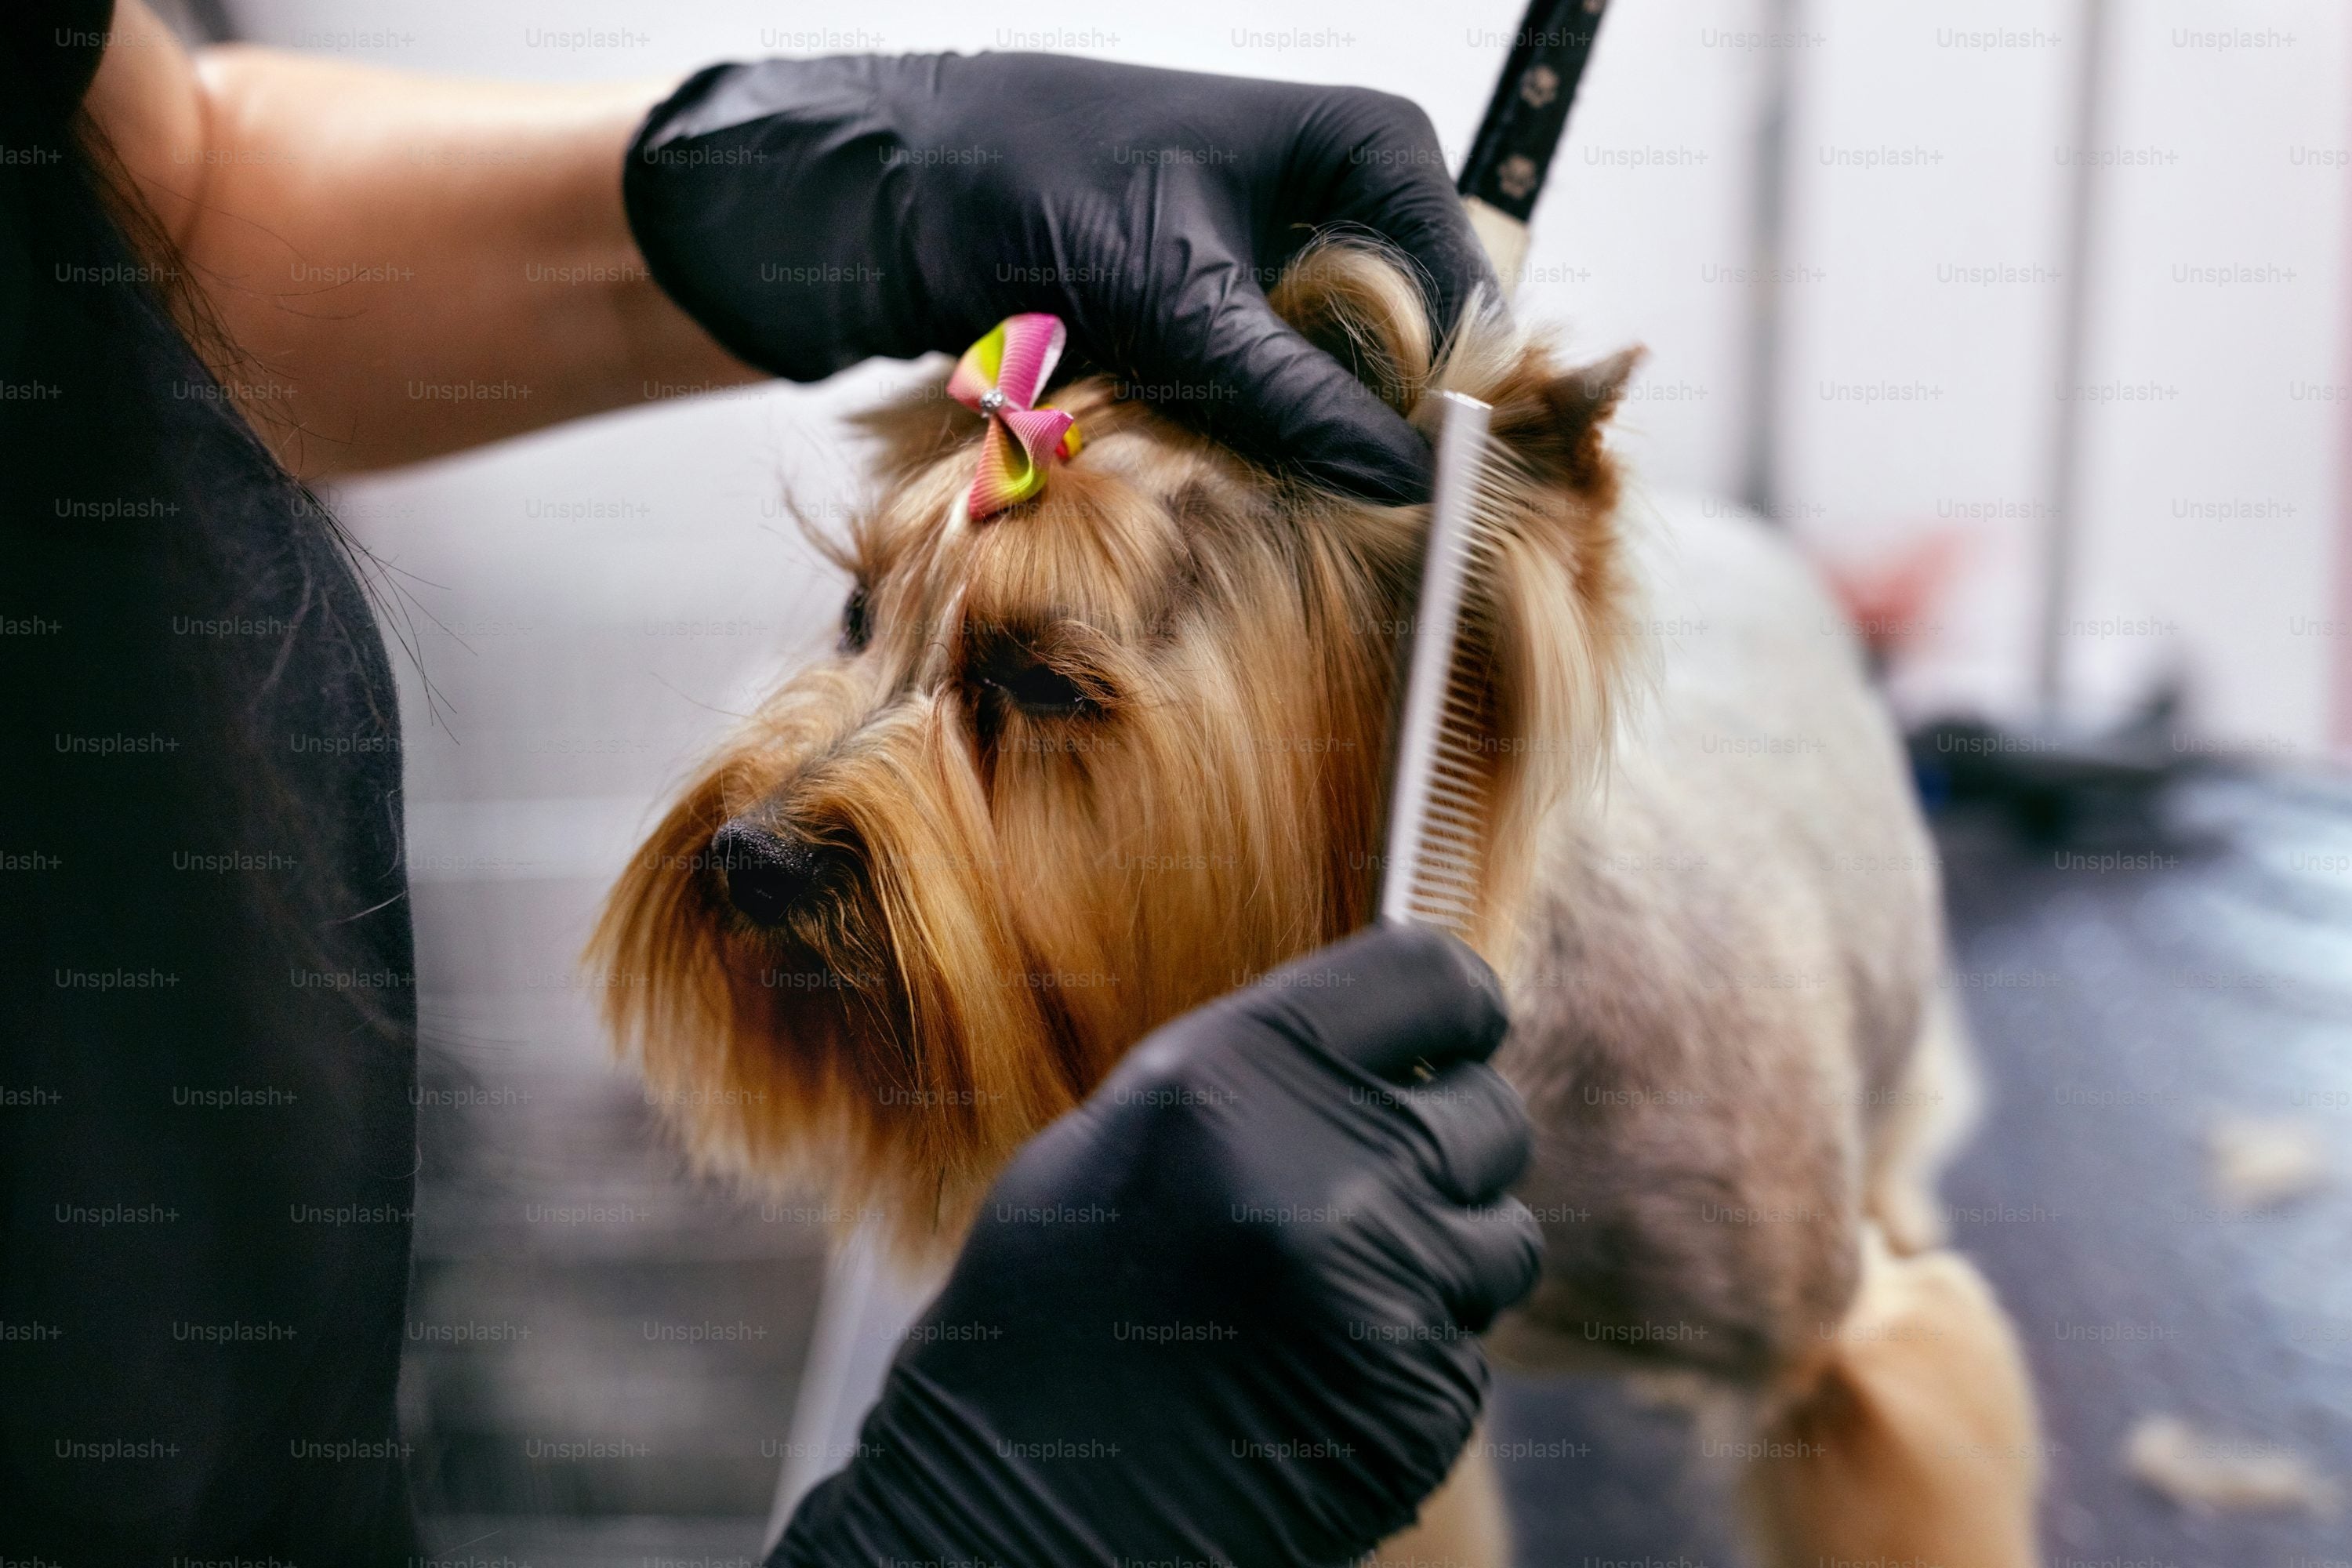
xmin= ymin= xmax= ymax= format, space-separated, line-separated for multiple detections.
xmin=771 ymin=922 xmax=1542 ymax=1568
xmin=625 ymin=52 xmax=1494 ymax=503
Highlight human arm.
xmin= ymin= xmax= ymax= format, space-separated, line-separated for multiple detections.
xmin=85 ymin=5 xmax=1495 ymax=495
xmin=79 ymin=0 xmax=759 ymax=479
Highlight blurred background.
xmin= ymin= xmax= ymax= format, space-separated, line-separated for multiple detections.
xmin=154 ymin=0 xmax=2352 ymax=1563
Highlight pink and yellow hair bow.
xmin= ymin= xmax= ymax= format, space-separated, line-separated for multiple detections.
xmin=947 ymin=313 xmax=1084 ymax=519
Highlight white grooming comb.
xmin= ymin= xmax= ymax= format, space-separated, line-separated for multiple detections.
xmin=1379 ymin=391 xmax=1498 ymax=938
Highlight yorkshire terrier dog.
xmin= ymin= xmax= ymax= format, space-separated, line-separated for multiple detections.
xmin=595 ymin=243 xmax=2042 ymax=1568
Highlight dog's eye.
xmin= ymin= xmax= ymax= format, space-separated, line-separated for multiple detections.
xmin=839 ymin=584 xmax=871 ymax=654
xmin=968 ymin=639 xmax=1098 ymax=719
xmin=985 ymin=660 xmax=1094 ymax=717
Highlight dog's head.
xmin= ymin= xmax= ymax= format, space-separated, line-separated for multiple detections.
xmin=594 ymin=243 xmax=1640 ymax=1256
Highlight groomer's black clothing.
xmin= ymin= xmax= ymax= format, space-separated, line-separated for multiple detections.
xmin=0 ymin=2 xmax=420 ymax=1559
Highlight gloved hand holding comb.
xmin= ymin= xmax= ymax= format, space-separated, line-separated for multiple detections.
xmin=772 ymin=924 xmax=1543 ymax=1568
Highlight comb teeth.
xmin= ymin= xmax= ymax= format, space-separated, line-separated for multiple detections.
xmin=1379 ymin=392 xmax=1497 ymax=940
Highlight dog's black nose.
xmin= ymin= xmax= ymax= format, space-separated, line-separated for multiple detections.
xmin=710 ymin=819 xmax=833 ymax=926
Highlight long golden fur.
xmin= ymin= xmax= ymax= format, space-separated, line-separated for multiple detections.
xmin=593 ymin=241 xmax=2042 ymax=1566
xmin=593 ymin=242 xmax=1632 ymax=1243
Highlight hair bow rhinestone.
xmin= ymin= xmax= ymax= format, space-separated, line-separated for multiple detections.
xmin=947 ymin=313 xmax=1083 ymax=520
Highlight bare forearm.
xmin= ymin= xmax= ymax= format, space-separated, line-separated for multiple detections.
xmin=85 ymin=3 xmax=760 ymax=479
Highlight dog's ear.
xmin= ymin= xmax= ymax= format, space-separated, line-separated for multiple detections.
xmin=1430 ymin=343 xmax=1642 ymax=960
xmin=1487 ymin=346 xmax=1644 ymax=494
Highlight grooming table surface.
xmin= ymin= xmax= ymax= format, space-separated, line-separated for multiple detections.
xmin=1494 ymin=770 xmax=2352 ymax=1566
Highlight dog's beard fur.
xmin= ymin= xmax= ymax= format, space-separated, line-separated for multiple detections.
xmin=593 ymin=243 xmax=1644 ymax=1261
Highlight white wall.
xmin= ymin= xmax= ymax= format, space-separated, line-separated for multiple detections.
xmin=2071 ymin=0 xmax=2348 ymax=756
xmin=213 ymin=0 xmax=2349 ymax=827
xmin=1777 ymin=1 xmax=2078 ymax=723
xmin=1780 ymin=0 xmax=2349 ymax=752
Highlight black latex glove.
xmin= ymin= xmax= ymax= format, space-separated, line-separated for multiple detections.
xmin=771 ymin=924 xmax=1541 ymax=1568
xmin=625 ymin=53 xmax=1496 ymax=502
